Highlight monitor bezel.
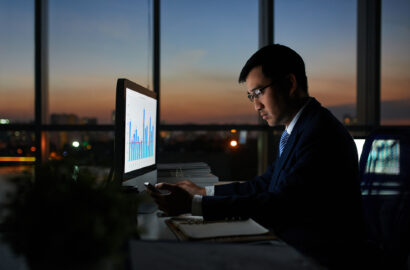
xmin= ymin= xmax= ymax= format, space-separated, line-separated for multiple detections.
xmin=114 ymin=78 xmax=157 ymax=183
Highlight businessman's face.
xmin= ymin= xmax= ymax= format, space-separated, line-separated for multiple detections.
xmin=246 ymin=66 xmax=290 ymax=126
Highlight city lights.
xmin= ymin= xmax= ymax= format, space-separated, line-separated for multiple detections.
xmin=72 ymin=141 xmax=80 ymax=148
xmin=230 ymin=140 xmax=238 ymax=148
xmin=0 ymin=157 xmax=35 ymax=162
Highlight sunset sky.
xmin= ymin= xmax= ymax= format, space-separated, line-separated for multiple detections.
xmin=0 ymin=0 xmax=409 ymax=125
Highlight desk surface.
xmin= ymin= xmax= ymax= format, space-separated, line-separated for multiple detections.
xmin=135 ymin=210 xmax=325 ymax=269
xmin=129 ymin=238 xmax=325 ymax=270
xmin=138 ymin=211 xmax=177 ymax=241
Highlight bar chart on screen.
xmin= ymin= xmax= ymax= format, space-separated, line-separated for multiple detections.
xmin=128 ymin=109 xmax=155 ymax=161
xmin=124 ymin=88 xmax=157 ymax=173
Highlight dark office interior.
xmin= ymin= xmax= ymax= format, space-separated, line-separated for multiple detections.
xmin=0 ymin=0 xmax=409 ymax=269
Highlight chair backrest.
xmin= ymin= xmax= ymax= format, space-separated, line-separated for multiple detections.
xmin=360 ymin=127 xmax=410 ymax=268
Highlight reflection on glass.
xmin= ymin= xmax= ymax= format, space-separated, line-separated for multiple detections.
xmin=161 ymin=0 xmax=258 ymax=124
xmin=275 ymin=0 xmax=356 ymax=124
xmin=381 ymin=0 xmax=410 ymax=125
xmin=0 ymin=1 xmax=34 ymax=123
xmin=49 ymin=0 xmax=152 ymax=124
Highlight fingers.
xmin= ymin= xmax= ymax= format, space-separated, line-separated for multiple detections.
xmin=155 ymin=182 xmax=177 ymax=192
xmin=176 ymin=180 xmax=191 ymax=185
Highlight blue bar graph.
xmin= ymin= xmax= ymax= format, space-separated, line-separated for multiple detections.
xmin=128 ymin=109 xmax=155 ymax=161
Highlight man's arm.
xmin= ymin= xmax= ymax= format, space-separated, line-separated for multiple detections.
xmin=201 ymin=135 xmax=349 ymax=224
xmin=169 ymin=161 xmax=276 ymax=198
xmin=214 ymin=163 xmax=276 ymax=196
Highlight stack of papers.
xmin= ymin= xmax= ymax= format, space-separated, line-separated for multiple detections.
xmin=157 ymin=162 xmax=218 ymax=187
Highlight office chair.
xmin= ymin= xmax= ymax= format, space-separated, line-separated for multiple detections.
xmin=360 ymin=128 xmax=410 ymax=269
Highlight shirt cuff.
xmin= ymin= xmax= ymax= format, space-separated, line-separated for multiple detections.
xmin=205 ymin=186 xmax=215 ymax=196
xmin=191 ymin=195 xmax=203 ymax=216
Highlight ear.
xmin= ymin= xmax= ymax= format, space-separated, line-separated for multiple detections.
xmin=288 ymin=74 xmax=298 ymax=96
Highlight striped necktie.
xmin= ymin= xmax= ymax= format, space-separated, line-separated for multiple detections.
xmin=279 ymin=130 xmax=290 ymax=157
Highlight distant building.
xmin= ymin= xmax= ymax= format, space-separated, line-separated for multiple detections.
xmin=50 ymin=114 xmax=79 ymax=125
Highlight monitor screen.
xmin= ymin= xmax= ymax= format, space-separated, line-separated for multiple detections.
xmin=114 ymin=79 xmax=157 ymax=182
xmin=124 ymin=88 xmax=156 ymax=173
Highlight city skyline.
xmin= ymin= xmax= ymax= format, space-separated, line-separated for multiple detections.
xmin=0 ymin=0 xmax=409 ymax=125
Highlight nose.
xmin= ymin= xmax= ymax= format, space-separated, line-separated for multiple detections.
xmin=253 ymin=98 xmax=263 ymax=111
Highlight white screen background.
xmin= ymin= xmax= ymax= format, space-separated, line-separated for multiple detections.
xmin=124 ymin=88 xmax=157 ymax=173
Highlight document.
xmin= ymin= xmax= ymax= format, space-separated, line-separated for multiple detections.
xmin=166 ymin=216 xmax=275 ymax=241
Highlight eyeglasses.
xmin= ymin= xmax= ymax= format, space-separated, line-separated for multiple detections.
xmin=247 ymin=83 xmax=273 ymax=102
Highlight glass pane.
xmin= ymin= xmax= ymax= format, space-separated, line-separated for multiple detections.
xmin=0 ymin=131 xmax=36 ymax=163
xmin=49 ymin=0 xmax=152 ymax=124
xmin=381 ymin=0 xmax=410 ymax=125
xmin=0 ymin=1 xmax=34 ymax=123
xmin=158 ymin=130 xmax=259 ymax=181
xmin=49 ymin=131 xmax=114 ymax=167
xmin=275 ymin=0 xmax=357 ymax=124
xmin=161 ymin=0 xmax=258 ymax=124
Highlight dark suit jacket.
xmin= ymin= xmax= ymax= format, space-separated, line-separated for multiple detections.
xmin=202 ymin=98 xmax=366 ymax=267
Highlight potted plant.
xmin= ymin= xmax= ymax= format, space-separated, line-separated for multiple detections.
xmin=1 ymin=160 xmax=139 ymax=270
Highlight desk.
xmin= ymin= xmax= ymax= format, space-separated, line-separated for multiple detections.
xmin=135 ymin=210 xmax=325 ymax=270
xmin=138 ymin=211 xmax=176 ymax=241
xmin=129 ymin=240 xmax=326 ymax=270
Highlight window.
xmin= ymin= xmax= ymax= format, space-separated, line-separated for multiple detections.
xmin=161 ymin=0 xmax=258 ymax=124
xmin=158 ymin=130 xmax=259 ymax=180
xmin=49 ymin=0 xmax=153 ymax=124
xmin=381 ymin=0 xmax=410 ymax=125
xmin=275 ymin=0 xmax=357 ymax=125
xmin=48 ymin=131 xmax=114 ymax=166
xmin=0 ymin=1 xmax=35 ymax=123
xmin=0 ymin=131 xmax=35 ymax=163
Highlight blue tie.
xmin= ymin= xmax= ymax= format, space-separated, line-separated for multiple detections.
xmin=279 ymin=130 xmax=290 ymax=157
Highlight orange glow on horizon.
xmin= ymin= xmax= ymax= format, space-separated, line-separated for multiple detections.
xmin=1 ymin=75 xmax=409 ymax=124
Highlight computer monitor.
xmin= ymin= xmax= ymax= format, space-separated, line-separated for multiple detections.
xmin=114 ymin=79 xmax=158 ymax=191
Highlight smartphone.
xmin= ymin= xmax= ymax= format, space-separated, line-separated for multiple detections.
xmin=144 ymin=182 xmax=160 ymax=193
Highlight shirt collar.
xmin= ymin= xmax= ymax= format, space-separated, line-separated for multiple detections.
xmin=286 ymin=98 xmax=310 ymax=135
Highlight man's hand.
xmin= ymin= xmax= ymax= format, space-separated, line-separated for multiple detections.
xmin=175 ymin=180 xmax=206 ymax=196
xmin=148 ymin=183 xmax=193 ymax=216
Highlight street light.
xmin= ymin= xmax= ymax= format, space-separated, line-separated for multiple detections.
xmin=72 ymin=141 xmax=80 ymax=148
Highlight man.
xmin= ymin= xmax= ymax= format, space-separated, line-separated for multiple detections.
xmin=150 ymin=44 xmax=366 ymax=268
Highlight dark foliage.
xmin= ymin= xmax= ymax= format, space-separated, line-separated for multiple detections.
xmin=1 ymin=160 xmax=139 ymax=269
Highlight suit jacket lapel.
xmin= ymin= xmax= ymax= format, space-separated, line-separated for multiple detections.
xmin=270 ymin=98 xmax=320 ymax=188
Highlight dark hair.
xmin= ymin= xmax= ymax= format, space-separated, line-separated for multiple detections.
xmin=239 ymin=44 xmax=308 ymax=93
